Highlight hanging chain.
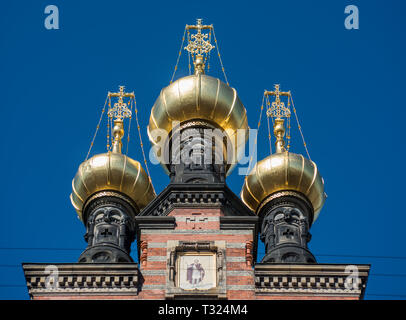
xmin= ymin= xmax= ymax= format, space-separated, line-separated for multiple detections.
xmin=287 ymin=111 xmax=291 ymax=151
xmin=212 ymin=27 xmax=229 ymax=86
xmin=245 ymin=93 xmax=266 ymax=180
xmin=187 ymin=29 xmax=192 ymax=75
xmin=106 ymin=97 xmax=111 ymax=151
xmin=109 ymin=115 xmax=113 ymax=150
xmin=207 ymin=28 xmax=212 ymax=73
xmin=170 ymin=26 xmax=187 ymax=84
xmin=290 ymin=94 xmax=311 ymax=160
xmin=265 ymin=95 xmax=273 ymax=155
xmin=131 ymin=97 xmax=155 ymax=191
xmin=85 ymin=95 xmax=109 ymax=160
xmin=125 ymin=98 xmax=134 ymax=156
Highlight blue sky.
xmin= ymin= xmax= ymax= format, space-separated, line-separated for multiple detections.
xmin=1 ymin=0 xmax=405 ymax=299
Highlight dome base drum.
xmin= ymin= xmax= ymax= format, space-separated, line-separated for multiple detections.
xmin=78 ymin=191 xmax=136 ymax=263
xmin=259 ymin=191 xmax=316 ymax=264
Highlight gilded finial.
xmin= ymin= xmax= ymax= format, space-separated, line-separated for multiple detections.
xmin=265 ymin=84 xmax=291 ymax=153
xmin=185 ymin=19 xmax=214 ymax=75
xmin=273 ymin=119 xmax=286 ymax=153
xmin=108 ymin=86 xmax=135 ymax=153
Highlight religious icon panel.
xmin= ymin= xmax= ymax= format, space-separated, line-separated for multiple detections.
xmin=177 ymin=253 xmax=216 ymax=290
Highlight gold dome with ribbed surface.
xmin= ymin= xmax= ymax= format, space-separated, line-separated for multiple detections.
xmin=241 ymin=151 xmax=326 ymax=221
xmin=70 ymin=152 xmax=156 ymax=221
xmin=147 ymin=74 xmax=249 ymax=175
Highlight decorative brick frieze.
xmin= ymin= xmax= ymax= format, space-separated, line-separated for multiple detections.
xmin=141 ymin=229 xmax=253 ymax=235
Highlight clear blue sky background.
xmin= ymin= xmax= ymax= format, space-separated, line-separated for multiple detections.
xmin=1 ymin=0 xmax=405 ymax=300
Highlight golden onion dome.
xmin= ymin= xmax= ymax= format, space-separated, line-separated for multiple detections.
xmin=147 ymin=74 xmax=249 ymax=175
xmin=241 ymin=151 xmax=326 ymax=221
xmin=70 ymin=151 xmax=156 ymax=221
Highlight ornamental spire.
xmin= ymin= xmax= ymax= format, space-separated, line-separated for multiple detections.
xmin=185 ymin=18 xmax=214 ymax=75
xmin=108 ymin=86 xmax=135 ymax=153
xmin=265 ymin=84 xmax=292 ymax=153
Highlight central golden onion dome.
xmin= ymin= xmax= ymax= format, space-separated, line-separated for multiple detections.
xmin=70 ymin=86 xmax=156 ymax=221
xmin=148 ymin=19 xmax=249 ymax=175
xmin=148 ymin=73 xmax=249 ymax=175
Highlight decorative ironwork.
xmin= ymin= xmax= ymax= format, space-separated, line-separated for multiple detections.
xmin=184 ymin=19 xmax=214 ymax=56
xmin=108 ymin=86 xmax=134 ymax=121
xmin=265 ymin=84 xmax=291 ymax=119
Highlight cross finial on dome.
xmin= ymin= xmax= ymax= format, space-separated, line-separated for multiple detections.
xmin=265 ymin=84 xmax=291 ymax=119
xmin=185 ymin=19 xmax=214 ymax=75
xmin=107 ymin=86 xmax=135 ymax=153
xmin=265 ymin=85 xmax=292 ymax=153
xmin=108 ymin=86 xmax=134 ymax=121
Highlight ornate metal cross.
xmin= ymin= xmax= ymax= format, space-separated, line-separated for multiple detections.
xmin=265 ymin=84 xmax=291 ymax=119
xmin=107 ymin=86 xmax=135 ymax=121
xmin=184 ymin=19 xmax=214 ymax=56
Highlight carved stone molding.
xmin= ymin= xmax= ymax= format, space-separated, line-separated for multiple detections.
xmin=254 ymin=263 xmax=370 ymax=299
xmin=138 ymin=183 xmax=254 ymax=217
xmin=23 ymin=263 xmax=139 ymax=298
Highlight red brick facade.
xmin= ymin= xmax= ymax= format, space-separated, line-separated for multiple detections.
xmin=23 ymin=206 xmax=370 ymax=300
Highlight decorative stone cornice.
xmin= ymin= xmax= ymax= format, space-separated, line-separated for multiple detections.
xmin=138 ymin=183 xmax=254 ymax=217
xmin=219 ymin=216 xmax=258 ymax=230
xmin=254 ymin=263 xmax=370 ymax=299
xmin=22 ymin=263 xmax=139 ymax=298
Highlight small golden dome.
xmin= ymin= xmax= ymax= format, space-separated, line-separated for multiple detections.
xmin=148 ymin=74 xmax=249 ymax=175
xmin=70 ymin=152 xmax=156 ymax=221
xmin=241 ymin=152 xmax=326 ymax=221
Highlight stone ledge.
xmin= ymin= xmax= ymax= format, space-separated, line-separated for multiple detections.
xmin=22 ymin=263 xmax=139 ymax=298
xmin=254 ymin=263 xmax=370 ymax=299
xmin=135 ymin=216 xmax=176 ymax=229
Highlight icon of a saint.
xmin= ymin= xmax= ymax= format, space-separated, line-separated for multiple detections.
xmin=186 ymin=259 xmax=205 ymax=286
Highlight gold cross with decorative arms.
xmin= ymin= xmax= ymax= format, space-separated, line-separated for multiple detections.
xmin=265 ymin=84 xmax=291 ymax=119
xmin=107 ymin=86 xmax=135 ymax=121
